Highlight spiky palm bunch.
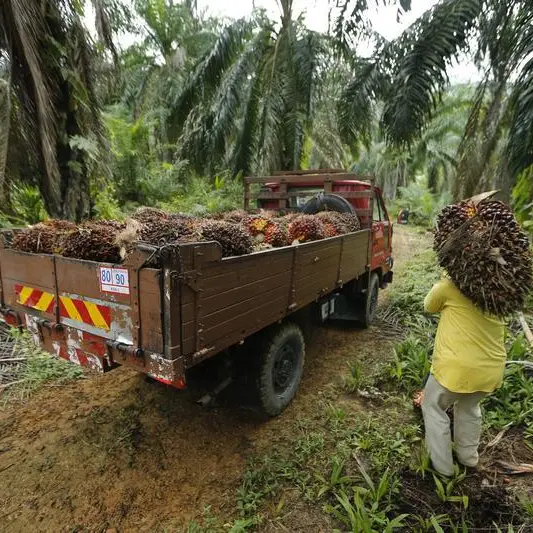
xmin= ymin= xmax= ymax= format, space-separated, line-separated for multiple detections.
xmin=288 ymin=215 xmax=326 ymax=243
xmin=316 ymin=211 xmax=350 ymax=234
xmin=222 ymin=210 xmax=248 ymax=224
xmin=62 ymin=220 xmax=125 ymax=263
xmin=199 ymin=220 xmax=253 ymax=257
xmin=11 ymin=220 xmax=76 ymax=254
xmin=434 ymin=200 xmax=533 ymax=316
xmin=264 ymin=221 xmax=289 ymax=247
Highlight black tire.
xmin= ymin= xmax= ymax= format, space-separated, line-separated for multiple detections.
xmin=362 ymin=273 xmax=379 ymax=328
xmin=255 ymin=323 xmax=305 ymax=416
xmin=302 ymin=193 xmax=354 ymax=214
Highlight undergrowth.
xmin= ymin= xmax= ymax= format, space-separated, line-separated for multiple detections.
xmin=1 ymin=329 xmax=85 ymax=403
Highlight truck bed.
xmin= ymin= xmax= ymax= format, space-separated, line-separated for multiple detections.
xmin=0 ymin=228 xmax=371 ymax=386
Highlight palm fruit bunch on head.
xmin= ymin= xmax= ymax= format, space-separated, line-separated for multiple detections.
xmin=199 ymin=220 xmax=253 ymax=257
xmin=62 ymin=220 xmax=125 ymax=263
xmin=433 ymin=203 xmax=471 ymax=249
xmin=434 ymin=198 xmax=533 ymax=317
xmin=11 ymin=219 xmax=76 ymax=254
xmin=288 ymin=215 xmax=326 ymax=243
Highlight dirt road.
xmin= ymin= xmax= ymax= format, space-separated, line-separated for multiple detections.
xmin=0 ymin=226 xmax=425 ymax=532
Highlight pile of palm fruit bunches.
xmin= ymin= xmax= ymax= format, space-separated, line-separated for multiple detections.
xmin=9 ymin=208 xmax=361 ymax=263
xmin=434 ymin=197 xmax=533 ymax=318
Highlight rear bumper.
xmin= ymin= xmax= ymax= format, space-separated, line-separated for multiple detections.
xmin=0 ymin=307 xmax=186 ymax=389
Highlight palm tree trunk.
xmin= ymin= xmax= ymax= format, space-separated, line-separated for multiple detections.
xmin=0 ymin=77 xmax=11 ymax=206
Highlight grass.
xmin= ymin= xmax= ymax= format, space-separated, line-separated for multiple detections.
xmin=1 ymin=328 xmax=85 ymax=403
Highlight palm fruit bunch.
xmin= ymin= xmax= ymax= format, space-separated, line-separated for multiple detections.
xmin=62 ymin=220 xmax=125 ymax=263
xmin=434 ymin=199 xmax=533 ymax=317
xmin=139 ymin=216 xmax=197 ymax=246
xmin=222 ymin=210 xmax=248 ymax=224
xmin=434 ymin=203 xmax=471 ymax=249
xmin=243 ymin=214 xmax=275 ymax=244
xmin=11 ymin=220 xmax=76 ymax=254
xmin=337 ymin=213 xmax=361 ymax=232
xmin=199 ymin=220 xmax=253 ymax=257
xmin=316 ymin=212 xmax=350 ymax=237
xmin=263 ymin=220 xmax=289 ymax=247
xmin=288 ymin=215 xmax=326 ymax=243
xmin=131 ymin=207 xmax=169 ymax=225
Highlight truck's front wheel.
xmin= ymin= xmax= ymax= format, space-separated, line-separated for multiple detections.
xmin=255 ymin=323 xmax=305 ymax=416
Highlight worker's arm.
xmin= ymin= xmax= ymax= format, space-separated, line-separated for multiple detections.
xmin=424 ymin=280 xmax=448 ymax=313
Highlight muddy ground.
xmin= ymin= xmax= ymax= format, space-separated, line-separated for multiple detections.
xmin=0 ymin=227 xmax=460 ymax=532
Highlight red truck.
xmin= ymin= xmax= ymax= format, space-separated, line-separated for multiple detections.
xmin=0 ymin=170 xmax=393 ymax=415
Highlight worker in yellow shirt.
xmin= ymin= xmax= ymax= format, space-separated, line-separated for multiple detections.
xmin=422 ymin=277 xmax=507 ymax=476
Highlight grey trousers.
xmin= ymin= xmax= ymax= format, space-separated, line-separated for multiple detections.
xmin=421 ymin=374 xmax=487 ymax=476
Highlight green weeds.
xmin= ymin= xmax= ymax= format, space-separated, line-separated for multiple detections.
xmin=1 ymin=329 xmax=85 ymax=403
xmin=389 ymin=334 xmax=432 ymax=393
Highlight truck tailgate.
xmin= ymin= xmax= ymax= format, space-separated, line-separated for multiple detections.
xmin=0 ymin=244 xmax=169 ymax=380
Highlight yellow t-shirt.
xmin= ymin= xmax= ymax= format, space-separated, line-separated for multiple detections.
xmin=424 ymin=278 xmax=506 ymax=393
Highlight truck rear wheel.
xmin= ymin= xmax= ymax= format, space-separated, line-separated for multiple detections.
xmin=362 ymin=273 xmax=380 ymax=328
xmin=255 ymin=323 xmax=305 ymax=416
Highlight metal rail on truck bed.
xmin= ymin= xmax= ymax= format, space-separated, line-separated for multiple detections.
xmin=0 ymin=179 xmax=375 ymax=388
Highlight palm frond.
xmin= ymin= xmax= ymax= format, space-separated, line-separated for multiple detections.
xmin=256 ymin=59 xmax=287 ymax=173
xmin=283 ymin=31 xmax=327 ymax=168
xmin=507 ymin=8 xmax=533 ymax=177
xmin=3 ymin=0 xmax=61 ymax=209
xmin=0 ymin=78 xmax=10 ymax=199
xmin=231 ymin=69 xmax=262 ymax=175
xmin=382 ymin=0 xmax=482 ymax=146
xmin=92 ymin=0 xmax=119 ymax=62
xmin=207 ymin=28 xmax=272 ymax=164
xmin=332 ymin=0 xmax=411 ymax=49
xmin=170 ymin=19 xmax=255 ymax=129
xmin=338 ymin=58 xmax=389 ymax=146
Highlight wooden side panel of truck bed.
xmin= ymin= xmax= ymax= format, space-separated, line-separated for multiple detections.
xmin=178 ymin=230 xmax=370 ymax=367
xmin=0 ymin=228 xmax=370 ymax=383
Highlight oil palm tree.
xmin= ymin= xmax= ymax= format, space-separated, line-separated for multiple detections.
xmin=0 ymin=0 xmax=117 ymax=220
xmin=169 ymin=2 xmax=330 ymax=177
xmin=338 ymin=0 xmax=533 ymax=199
xmin=170 ymin=0 xmax=411 ymax=177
